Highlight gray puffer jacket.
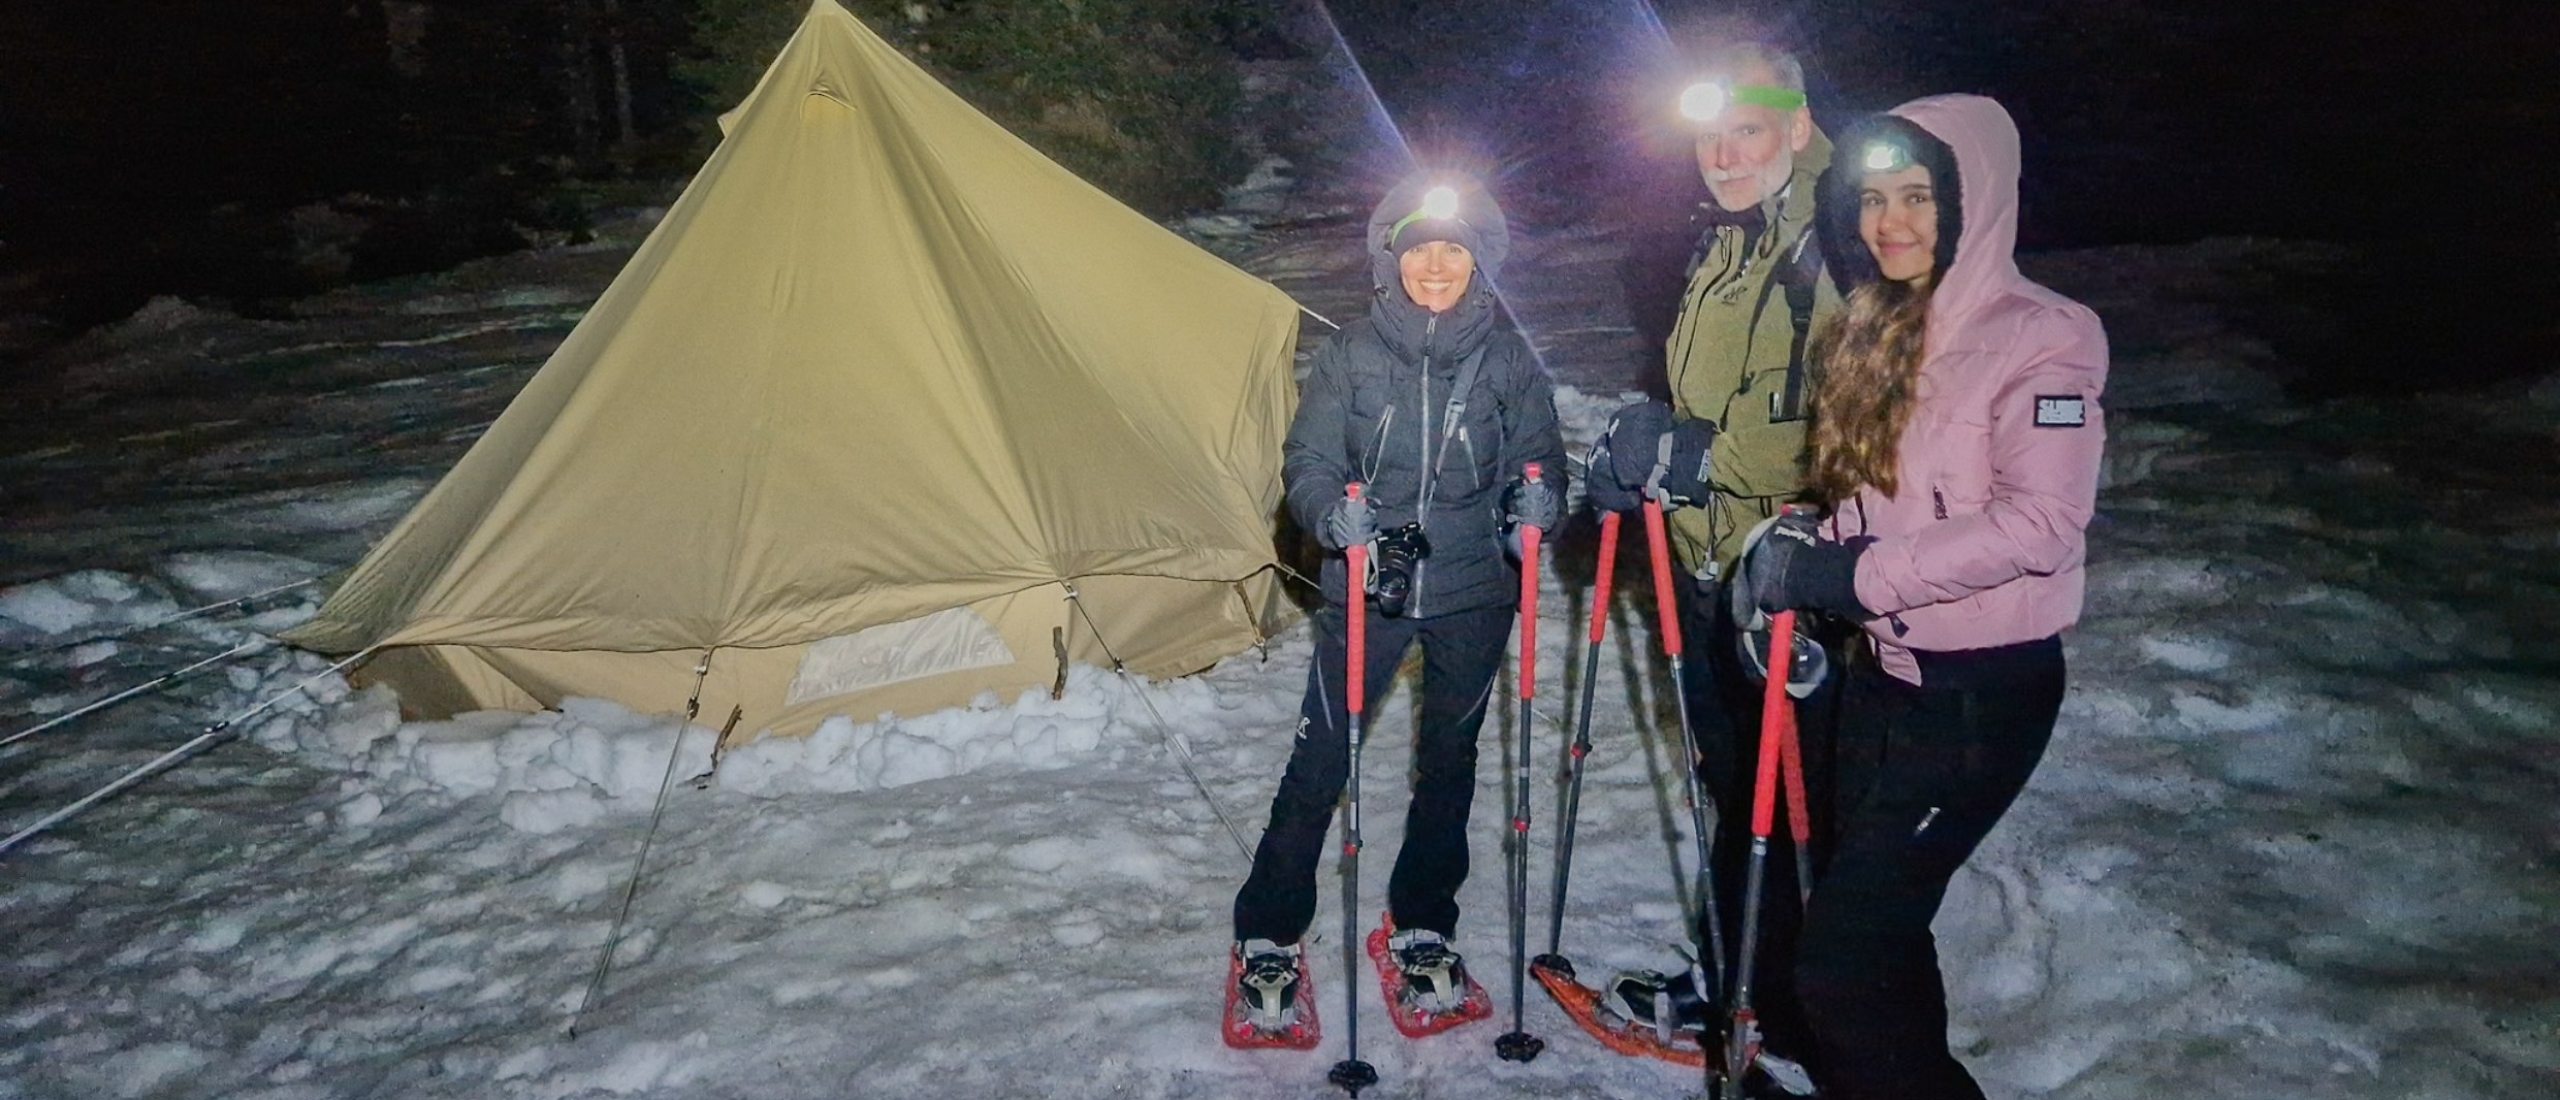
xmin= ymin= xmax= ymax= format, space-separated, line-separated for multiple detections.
xmin=1284 ymin=178 xmax=1565 ymax=617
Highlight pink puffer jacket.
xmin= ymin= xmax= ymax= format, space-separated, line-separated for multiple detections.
xmin=1825 ymin=95 xmax=2109 ymax=685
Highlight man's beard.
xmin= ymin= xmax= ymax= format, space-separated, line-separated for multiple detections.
xmin=1707 ymin=153 xmax=1794 ymax=208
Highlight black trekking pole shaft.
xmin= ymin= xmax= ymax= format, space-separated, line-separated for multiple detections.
xmin=1495 ymin=482 xmax=1545 ymax=1063
xmin=1543 ymin=509 xmax=1618 ymax=959
xmin=1641 ymin=500 xmax=1728 ymax=1003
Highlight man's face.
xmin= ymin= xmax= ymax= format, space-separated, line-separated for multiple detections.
xmin=1693 ymin=65 xmax=1814 ymax=211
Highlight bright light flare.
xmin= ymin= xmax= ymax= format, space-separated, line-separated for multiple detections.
xmin=1419 ymin=185 xmax=1460 ymax=221
xmin=1678 ymin=81 xmax=1727 ymax=122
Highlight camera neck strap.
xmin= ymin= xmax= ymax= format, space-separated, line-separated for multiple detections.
xmin=1422 ymin=345 xmax=1492 ymax=515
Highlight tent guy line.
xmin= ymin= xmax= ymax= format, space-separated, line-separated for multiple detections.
xmin=568 ymin=648 xmax=715 ymax=1040
xmin=0 ymin=638 xmax=268 ymax=751
xmin=1063 ymin=581 xmax=1256 ymax=864
xmin=0 ymin=646 xmax=378 ymax=859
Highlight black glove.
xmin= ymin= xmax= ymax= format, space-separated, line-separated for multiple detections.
xmin=1318 ymin=493 xmax=1378 ymax=552
xmin=1660 ymin=417 xmax=1716 ymax=503
xmin=1585 ymin=433 xmax=1644 ymax=514
xmin=1733 ymin=511 xmax=1870 ymax=623
xmin=1599 ymin=399 xmax=1716 ymax=509
xmin=1504 ymin=476 xmax=1561 ymax=531
xmin=1502 ymin=476 xmax=1560 ymax=559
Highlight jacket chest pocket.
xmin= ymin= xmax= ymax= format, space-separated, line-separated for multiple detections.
xmin=1450 ymin=393 xmax=1504 ymax=493
xmin=1346 ymin=378 xmax=1396 ymax=486
xmin=1910 ymin=402 xmax=1997 ymax=516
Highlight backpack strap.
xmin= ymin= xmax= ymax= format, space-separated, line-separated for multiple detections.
xmin=1768 ymin=231 xmax=1825 ymax=424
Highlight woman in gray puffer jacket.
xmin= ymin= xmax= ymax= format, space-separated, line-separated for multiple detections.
xmin=1227 ymin=171 xmax=1565 ymax=1038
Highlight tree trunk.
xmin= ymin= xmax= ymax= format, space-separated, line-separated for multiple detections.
xmin=601 ymin=0 xmax=636 ymax=159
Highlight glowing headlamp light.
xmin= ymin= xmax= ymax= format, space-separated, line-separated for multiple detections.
xmin=1859 ymin=139 xmax=1913 ymax=173
xmin=1677 ymin=79 xmax=1808 ymax=122
xmin=1388 ymin=184 xmax=1469 ymax=247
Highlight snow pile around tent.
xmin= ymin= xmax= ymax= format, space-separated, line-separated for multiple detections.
xmin=240 ymin=663 xmax=1230 ymax=834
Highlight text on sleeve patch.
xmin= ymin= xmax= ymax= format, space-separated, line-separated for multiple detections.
xmin=2032 ymin=395 xmax=2087 ymax=428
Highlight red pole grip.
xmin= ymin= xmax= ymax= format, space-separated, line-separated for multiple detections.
xmin=1344 ymin=482 xmax=1366 ymax=719
xmin=1588 ymin=510 xmax=1620 ymax=643
xmin=1750 ymin=610 xmax=1797 ymax=838
xmin=1641 ymin=499 xmax=1682 ymax=658
xmin=1516 ymin=464 xmax=1543 ymax=700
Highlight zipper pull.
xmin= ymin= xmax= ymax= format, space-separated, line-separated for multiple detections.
xmin=1932 ymin=487 xmax=1948 ymax=520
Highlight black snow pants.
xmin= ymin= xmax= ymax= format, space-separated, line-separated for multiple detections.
xmin=1232 ymin=602 xmax=1511 ymax=945
xmin=1674 ymin=574 xmax=1842 ymax=1058
xmin=1794 ymin=636 xmax=2063 ymax=1100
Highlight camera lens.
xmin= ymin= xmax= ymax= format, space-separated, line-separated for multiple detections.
xmin=1370 ymin=523 xmax=1432 ymax=618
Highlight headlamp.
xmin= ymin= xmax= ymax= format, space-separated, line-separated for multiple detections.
xmin=1388 ymin=184 xmax=1469 ymax=248
xmin=1859 ymin=139 xmax=1912 ymax=173
xmin=1677 ymin=79 xmax=1807 ymax=122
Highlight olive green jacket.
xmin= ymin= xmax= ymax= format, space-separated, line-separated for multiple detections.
xmin=1662 ymin=127 xmax=1842 ymax=577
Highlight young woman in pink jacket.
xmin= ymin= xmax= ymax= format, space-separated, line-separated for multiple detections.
xmin=1734 ymin=94 xmax=2108 ymax=1100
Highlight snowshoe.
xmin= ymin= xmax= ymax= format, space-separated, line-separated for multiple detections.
xmin=1222 ymin=939 xmax=1321 ymax=1050
xmin=1365 ymin=914 xmax=1492 ymax=1037
xmin=1529 ymin=954 xmax=1708 ymax=1067
xmin=1529 ymin=956 xmax=1821 ymax=1094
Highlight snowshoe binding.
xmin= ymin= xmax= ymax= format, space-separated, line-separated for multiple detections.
xmin=1222 ymin=939 xmax=1321 ymax=1050
xmin=1365 ymin=914 xmax=1492 ymax=1037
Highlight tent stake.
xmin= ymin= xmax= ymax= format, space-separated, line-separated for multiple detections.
xmin=567 ymin=649 xmax=712 ymax=1039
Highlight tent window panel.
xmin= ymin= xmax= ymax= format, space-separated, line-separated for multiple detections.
xmin=786 ymin=606 xmax=1015 ymax=704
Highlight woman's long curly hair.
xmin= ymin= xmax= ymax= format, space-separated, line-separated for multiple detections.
xmin=1806 ymin=280 xmax=1934 ymax=502
xmin=1805 ymin=116 xmax=1962 ymax=505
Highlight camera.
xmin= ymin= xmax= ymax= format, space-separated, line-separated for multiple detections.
xmin=1369 ymin=522 xmax=1432 ymax=618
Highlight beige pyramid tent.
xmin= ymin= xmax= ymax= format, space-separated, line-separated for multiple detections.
xmin=287 ymin=0 xmax=1301 ymax=736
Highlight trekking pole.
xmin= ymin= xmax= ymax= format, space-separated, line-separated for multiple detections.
xmin=1722 ymin=609 xmax=1800 ymax=1100
xmin=1640 ymin=498 xmax=1728 ymax=1002
xmin=1496 ymin=464 xmax=1547 ymax=1064
xmin=1538 ymin=508 xmax=1619 ymax=964
xmin=1327 ymin=483 xmax=1379 ymax=1099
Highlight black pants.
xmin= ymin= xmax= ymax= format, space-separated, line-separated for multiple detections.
xmin=1232 ymin=602 xmax=1512 ymax=944
xmin=1794 ymin=637 xmax=2063 ymax=1100
xmin=1673 ymin=576 xmax=1842 ymax=1057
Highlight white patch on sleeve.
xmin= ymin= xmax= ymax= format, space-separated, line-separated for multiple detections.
xmin=2033 ymin=395 xmax=2088 ymax=428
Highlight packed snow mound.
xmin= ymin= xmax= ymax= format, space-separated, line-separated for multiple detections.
xmin=249 ymin=663 xmax=1203 ymax=832
xmin=0 ymin=555 xmax=323 ymax=649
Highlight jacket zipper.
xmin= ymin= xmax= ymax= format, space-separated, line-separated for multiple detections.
xmin=1413 ymin=314 xmax=1436 ymax=618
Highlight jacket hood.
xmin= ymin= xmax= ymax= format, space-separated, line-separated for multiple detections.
xmin=1888 ymin=94 xmax=2022 ymax=325
xmin=1366 ymin=171 xmax=1511 ymax=292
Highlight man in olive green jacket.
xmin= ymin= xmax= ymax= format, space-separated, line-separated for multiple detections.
xmin=1661 ymin=51 xmax=1840 ymax=576
xmin=1582 ymin=42 xmax=1839 ymax=1079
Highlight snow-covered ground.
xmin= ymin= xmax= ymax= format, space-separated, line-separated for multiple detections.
xmin=6 ymin=139 xmax=2559 ymax=1100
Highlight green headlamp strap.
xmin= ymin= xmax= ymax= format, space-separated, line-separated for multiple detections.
xmin=1730 ymin=84 xmax=1807 ymax=110
xmin=1679 ymin=80 xmax=1808 ymax=121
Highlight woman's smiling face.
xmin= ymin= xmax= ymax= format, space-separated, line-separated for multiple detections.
xmin=1397 ymin=240 xmax=1475 ymax=313
xmin=1858 ymin=163 xmax=1940 ymax=286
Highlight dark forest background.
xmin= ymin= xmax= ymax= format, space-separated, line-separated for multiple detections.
xmin=5 ymin=1 xmax=2557 ymax=386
